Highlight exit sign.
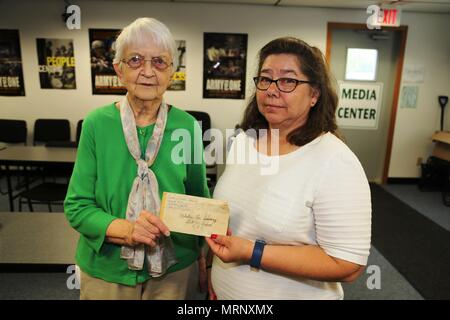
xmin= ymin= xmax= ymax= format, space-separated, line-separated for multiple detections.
xmin=379 ymin=8 xmax=401 ymax=26
xmin=367 ymin=6 xmax=402 ymax=29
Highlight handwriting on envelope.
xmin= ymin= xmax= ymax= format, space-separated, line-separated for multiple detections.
xmin=160 ymin=192 xmax=229 ymax=237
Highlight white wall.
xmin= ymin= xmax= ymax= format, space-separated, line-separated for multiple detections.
xmin=1 ymin=0 xmax=449 ymax=178
xmin=388 ymin=12 xmax=450 ymax=177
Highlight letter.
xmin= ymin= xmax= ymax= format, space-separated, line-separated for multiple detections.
xmin=370 ymin=90 xmax=377 ymax=100
xmin=369 ymin=109 xmax=376 ymax=119
xmin=204 ymin=307 xmax=211 ymax=318
xmin=342 ymin=88 xmax=351 ymax=99
xmin=233 ymin=305 xmax=240 ymax=314
xmin=359 ymin=89 xmax=367 ymax=100
xmin=367 ymin=4 xmax=381 ymax=30
xmin=366 ymin=265 xmax=381 ymax=290
xmin=350 ymin=108 xmax=357 ymax=119
xmin=204 ymin=128 xmax=224 ymax=165
xmin=222 ymin=305 xmax=232 ymax=314
xmin=337 ymin=107 xmax=344 ymax=118
xmin=66 ymin=265 xmax=79 ymax=290
xmin=193 ymin=121 xmax=204 ymax=165
xmin=259 ymin=129 xmax=280 ymax=176
xmin=171 ymin=128 xmax=191 ymax=164
xmin=344 ymin=108 xmax=350 ymax=118
xmin=177 ymin=306 xmax=183 ymax=315
xmin=256 ymin=305 xmax=265 ymax=314
xmin=265 ymin=305 xmax=274 ymax=314
xmin=352 ymin=89 xmax=358 ymax=100
xmin=66 ymin=5 xmax=81 ymax=30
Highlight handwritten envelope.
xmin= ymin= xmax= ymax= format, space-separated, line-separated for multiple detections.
xmin=160 ymin=192 xmax=229 ymax=237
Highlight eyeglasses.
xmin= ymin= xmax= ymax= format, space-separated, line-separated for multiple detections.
xmin=121 ymin=54 xmax=172 ymax=71
xmin=253 ymin=76 xmax=313 ymax=93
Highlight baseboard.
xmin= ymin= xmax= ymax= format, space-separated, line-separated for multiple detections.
xmin=387 ymin=178 xmax=419 ymax=184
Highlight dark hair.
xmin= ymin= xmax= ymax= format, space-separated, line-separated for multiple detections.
xmin=241 ymin=37 xmax=340 ymax=146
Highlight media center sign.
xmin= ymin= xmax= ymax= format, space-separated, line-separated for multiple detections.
xmin=336 ymin=81 xmax=383 ymax=129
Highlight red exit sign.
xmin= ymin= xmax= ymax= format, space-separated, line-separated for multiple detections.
xmin=367 ymin=5 xmax=402 ymax=29
xmin=379 ymin=8 xmax=401 ymax=26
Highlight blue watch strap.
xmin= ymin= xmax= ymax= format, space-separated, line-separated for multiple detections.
xmin=250 ymin=239 xmax=266 ymax=269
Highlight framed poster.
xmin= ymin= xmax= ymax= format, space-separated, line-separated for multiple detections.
xmin=89 ymin=28 xmax=125 ymax=95
xmin=36 ymin=38 xmax=76 ymax=89
xmin=0 ymin=29 xmax=25 ymax=96
xmin=203 ymin=33 xmax=247 ymax=99
xmin=168 ymin=40 xmax=186 ymax=91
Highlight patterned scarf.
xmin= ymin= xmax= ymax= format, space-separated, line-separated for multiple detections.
xmin=119 ymin=94 xmax=177 ymax=277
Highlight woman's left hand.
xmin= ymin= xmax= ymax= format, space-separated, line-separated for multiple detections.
xmin=205 ymin=234 xmax=253 ymax=264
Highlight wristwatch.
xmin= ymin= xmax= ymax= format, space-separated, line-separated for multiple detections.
xmin=250 ymin=239 xmax=266 ymax=269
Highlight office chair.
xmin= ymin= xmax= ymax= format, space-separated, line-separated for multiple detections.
xmin=0 ymin=119 xmax=27 ymax=144
xmin=33 ymin=119 xmax=71 ymax=145
xmin=17 ymin=119 xmax=72 ymax=211
xmin=0 ymin=119 xmax=27 ymax=195
xmin=17 ymin=180 xmax=68 ymax=212
xmin=186 ymin=110 xmax=217 ymax=191
xmin=45 ymin=119 xmax=83 ymax=148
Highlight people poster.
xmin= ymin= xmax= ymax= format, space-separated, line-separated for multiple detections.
xmin=0 ymin=29 xmax=25 ymax=96
xmin=89 ymin=28 xmax=125 ymax=95
xmin=36 ymin=38 xmax=76 ymax=89
xmin=203 ymin=33 xmax=247 ymax=99
xmin=168 ymin=40 xmax=186 ymax=91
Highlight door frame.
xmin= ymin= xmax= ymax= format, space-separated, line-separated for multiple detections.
xmin=326 ymin=22 xmax=408 ymax=184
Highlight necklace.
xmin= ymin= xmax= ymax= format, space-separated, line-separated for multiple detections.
xmin=138 ymin=127 xmax=146 ymax=136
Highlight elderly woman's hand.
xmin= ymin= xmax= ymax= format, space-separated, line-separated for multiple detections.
xmin=131 ymin=210 xmax=171 ymax=247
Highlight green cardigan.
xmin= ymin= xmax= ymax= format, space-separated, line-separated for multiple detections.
xmin=64 ymin=103 xmax=210 ymax=286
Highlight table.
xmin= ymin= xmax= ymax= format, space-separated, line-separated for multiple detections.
xmin=0 ymin=146 xmax=77 ymax=211
xmin=0 ymin=212 xmax=78 ymax=264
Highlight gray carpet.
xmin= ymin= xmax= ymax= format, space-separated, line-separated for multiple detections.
xmin=382 ymin=184 xmax=450 ymax=231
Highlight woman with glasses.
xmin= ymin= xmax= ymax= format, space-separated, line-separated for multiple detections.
xmin=64 ymin=18 xmax=209 ymax=300
xmin=206 ymin=37 xmax=371 ymax=299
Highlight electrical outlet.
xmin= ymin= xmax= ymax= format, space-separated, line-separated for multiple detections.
xmin=416 ymin=157 xmax=423 ymax=166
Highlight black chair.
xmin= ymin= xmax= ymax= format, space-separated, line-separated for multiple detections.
xmin=18 ymin=181 xmax=68 ymax=212
xmin=17 ymin=119 xmax=72 ymax=211
xmin=33 ymin=118 xmax=72 ymax=177
xmin=186 ymin=111 xmax=217 ymax=190
xmin=33 ymin=119 xmax=71 ymax=145
xmin=45 ymin=119 xmax=83 ymax=148
xmin=0 ymin=119 xmax=27 ymax=195
xmin=0 ymin=119 xmax=27 ymax=144
xmin=76 ymin=119 xmax=83 ymax=144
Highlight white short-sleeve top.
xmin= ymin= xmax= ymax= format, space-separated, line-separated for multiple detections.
xmin=212 ymin=132 xmax=372 ymax=300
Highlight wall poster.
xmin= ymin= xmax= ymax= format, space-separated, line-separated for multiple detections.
xmin=0 ymin=29 xmax=25 ymax=96
xmin=203 ymin=32 xmax=247 ymax=99
xmin=168 ymin=40 xmax=186 ymax=91
xmin=89 ymin=28 xmax=125 ymax=95
xmin=36 ymin=38 xmax=76 ymax=89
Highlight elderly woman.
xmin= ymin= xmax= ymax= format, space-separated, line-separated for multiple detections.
xmin=206 ymin=37 xmax=371 ymax=300
xmin=64 ymin=18 xmax=209 ymax=300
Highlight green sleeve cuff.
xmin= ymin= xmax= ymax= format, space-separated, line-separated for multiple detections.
xmin=78 ymin=212 xmax=117 ymax=254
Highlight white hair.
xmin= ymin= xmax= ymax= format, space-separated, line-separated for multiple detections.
xmin=113 ymin=17 xmax=177 ymax=70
